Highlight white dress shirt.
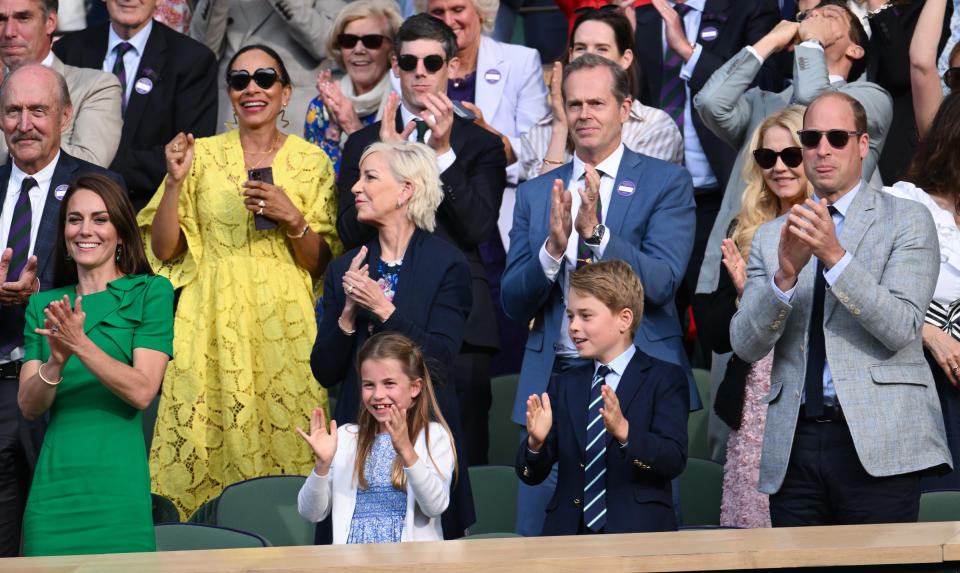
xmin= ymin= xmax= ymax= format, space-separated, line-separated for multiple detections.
xmin=399 ymin=104 xmax=456 ymax=173
xmin=103 ymin=20 xmax=153 ymax=105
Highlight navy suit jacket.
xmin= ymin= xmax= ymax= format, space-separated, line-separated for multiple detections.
xmin=53 ymin=21 xmax=218 ymax=210
xmin=311 ymin=228 xmax=472 ymax=424
xmin=0 ymin=151 xmax=125 ymax=291
xmin=501 ymin=147 xmax=699 ymax=424
xmin=633 ymin=0 xmax=780 ymax=189
xmin=516 ymin=347 xmax=689 ymax=535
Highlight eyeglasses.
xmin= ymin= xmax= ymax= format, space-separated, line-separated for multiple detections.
xmin=396 ymin=54 xmax=446 ymax=73
xmin=337 ymin=34 xmax=390 ymax=50
xmin=753 ymin=147 xmax=803 ymax=169
xmin=944 ymin=67 xmax=960 ymax=91
xmin=227 ymin=68 xmax=283 ymax=91
xmin=796 ymin=129 xmax=864 ymax=149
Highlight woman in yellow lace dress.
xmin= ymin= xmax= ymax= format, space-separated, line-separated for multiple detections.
xmin=138 ymin=44 xmax=342 ymax=518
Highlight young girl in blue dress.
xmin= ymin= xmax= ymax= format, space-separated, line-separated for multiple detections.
xmin=297 ymin=332 xmax=457 ymax=543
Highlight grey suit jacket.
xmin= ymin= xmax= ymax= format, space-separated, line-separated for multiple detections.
xmin=0 ymin=55 xmax=123 ymax=169
xmin=190 ymin=0 xmax=345 ymax=136
xmin=730 ymin=184 xmax=951 ymax=494
xmin=693 ymin=44 xmax=893 ymax=295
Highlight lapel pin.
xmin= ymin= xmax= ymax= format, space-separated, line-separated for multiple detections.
xmin=54 ymin=184 xmax=68 ymax=200
xmin=616 ymin=180 xmax=636 ymax=197
xmin=134 ymin=77 xmax=153 ymax=95
xmin=483 ymin=69 xmax=501 ymax=84
xmin=700 ymin=26 xmax=719 ymax=41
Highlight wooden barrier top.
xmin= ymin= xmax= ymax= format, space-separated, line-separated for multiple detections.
xmin=5 ymin=522 xmax=960 ymax=573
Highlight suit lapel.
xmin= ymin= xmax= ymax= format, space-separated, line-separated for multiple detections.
xmin=35 ymin=153 xmax=75 ymax=283
xmin=824 ymin=185 xmax=876 ymax=322
xmin=614 ymin=350 xmax=648 ymax=417
xmin=604 ymin=150 xmax=642 ymax=236
xmin=0 ymin=163 xmax=11 ymax=217
xmin=122 ymin=24 xmax=168 ymax=145
xmin=635 ymin=8 xmax=664 ymax=101
xmin=565 ymin=364 xmax=593 ymax=452
xmin=84 ymin=23 xmax=112 ymax=69
xmin=474 ymin=37 xmax=506 ymax=127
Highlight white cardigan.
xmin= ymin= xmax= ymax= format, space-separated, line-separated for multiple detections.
xmin=297 ymin=422 xmax=454 ymax=543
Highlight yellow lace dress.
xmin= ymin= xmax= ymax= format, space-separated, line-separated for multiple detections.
xmin=138 ymin=130 xmax=342 ymax=518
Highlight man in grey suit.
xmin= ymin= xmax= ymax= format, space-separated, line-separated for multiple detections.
xmin=694 ymin=0 xmax=892 ymax=299
xmin=730 ymin=92 xmax=951 ymax=526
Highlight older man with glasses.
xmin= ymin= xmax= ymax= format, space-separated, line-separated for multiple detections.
xmin=730 ymin=91 xmax=951 ymax=526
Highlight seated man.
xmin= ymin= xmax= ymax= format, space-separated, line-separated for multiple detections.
xmin=517 ymin=260 xmax=688 ymax=535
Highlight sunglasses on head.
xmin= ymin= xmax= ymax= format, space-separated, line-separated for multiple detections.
xmin=753 ymin=147 xmax=803 ymax=169
xmin=337 ymin=33 xmax=390 ymax=50
xmin=796 ymin=129 xmax=864 ymax=149
xmin=396 ymin=54 xmax=446 ymax=73
xmin=227 ymin=68 xmax=282 ymax=91
xmin=944 ymin=67 xmax=960 ymax=91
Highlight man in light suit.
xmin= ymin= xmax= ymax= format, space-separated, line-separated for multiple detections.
xmin=52 ymin=0 xmax=218 ymax=210
xmin=190 ymin=0 xmax=345 ymax=135
xmin=0 ymin=64 xmax=124 ymax=556
xmin=730 ymin=92 xmax=951 ymax=526
xmin=0 ymin=0 xmax=123 ymax=168
xmin=502 ymin=53 xmax=696 ymax=535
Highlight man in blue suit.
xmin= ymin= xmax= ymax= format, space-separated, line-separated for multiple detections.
xmin=501 ymin=53 xmax=696 ymax=535
xmin=0 ymin=65 xmax=124 ymax=556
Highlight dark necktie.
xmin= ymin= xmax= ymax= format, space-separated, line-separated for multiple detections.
xmin=802 ymin=205 xmax=839 ymax=417
xmin=576 ymin=170 xmax=604 ymax=269
xmin=112 ymin=42 xmax=134 ymax=114
xmin=0 ymin=177 xmax=38 ymax=355
xmin=414 ymin=119 xmax=428 ymax=143
xmin=583 ymin=364 xmax=612 ymax=532
xmin=659 ymin=3 xmax=692 ymax=135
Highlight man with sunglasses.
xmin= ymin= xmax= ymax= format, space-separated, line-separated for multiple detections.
xmin=0 ymin=0 xmax=123 ymax=170
xmin=52 ymin=0 xmax=218 ymax=210
xmin=731 ymin=92 xmax=950 ymax=526
xmin=337 ymin=13 xmax=507 ymax=539
xmin=695 ymin=0 xmax=892 ymax=335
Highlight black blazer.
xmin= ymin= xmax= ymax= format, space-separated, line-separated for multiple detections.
xmin=53 ymin=21 xmax=218 ymax=210
xmin=634 ymin=0 xmax=780 ymax=189
xmin=336 ymin=112 xmax=507 ymax=351
xmin=516 ymin=348 xmax=689 ymax=535
xmin=311 ymin=228 xmax=472 ymax=424
xmin=0 ymin=151 xmax=125 ymax=291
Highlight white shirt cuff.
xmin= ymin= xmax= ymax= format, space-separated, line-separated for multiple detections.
xmin=437 ymin=148 xmax=456 ymax=174
xmin=772 ymin=275 xmax=796 ymax=302
xmin=679 ymin=43 xmax=703 ymax=81
xmin=746 ymin=45 xmax=764 ymax=64
xmin=800 ymin=39 xmax=825 ymax=52
xmin=539 ymin=239 xmax=563 ymax=282
xmin=588 ymin=227 xmax=610 ymax=259
xmin=824 ymin=252 xmax=852 ymax=285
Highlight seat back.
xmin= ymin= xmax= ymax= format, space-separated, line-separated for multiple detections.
xmin=154 ymin=522 xmax=269 ymax=550
xmin=687 ymin=368 xmax=712 ymax=459
xmin=919 ymin=489 xmax=960 ymax=522
xmin=678 ymin=457 xmax=723 ymax=526
xmin=488 ymin=374 xmax=521 ymax=465
xmin=152 ymin=493 xmax=181 ymax=523
xmin=467 ymin=465 xmax=518 ymax=535
xmin=217 ymin=475 xmax=313 ymax=546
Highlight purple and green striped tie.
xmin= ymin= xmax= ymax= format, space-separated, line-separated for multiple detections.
xmin=0 ymin=177 xmax=38 ymax=355
xmin=112 ymin=42 xmax=133 ymax=115
xmin=659 ymin=3 xmax=692 ymax=135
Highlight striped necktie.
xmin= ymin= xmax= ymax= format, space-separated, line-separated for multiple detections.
xmin=576 ymin=170 xmax=604 ymax=269
xmin=0 ymin=177 xmax=38 ymax=355
xmin=659 ymin=3 xmax=692 ymax=134
xmin=583 ymin=364 xmax=612 ymax=532
xmin=112 ymin=42 xmax=134 ymax=114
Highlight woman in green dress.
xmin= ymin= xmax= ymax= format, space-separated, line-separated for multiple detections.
xmin=18 ymin=174 xmax=174 ymax=556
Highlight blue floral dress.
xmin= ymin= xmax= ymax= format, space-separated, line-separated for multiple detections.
xmin=347 ymin=434 xmax=407 ymax=543
xmin=304 ymin=98 xmax=377 ymax=178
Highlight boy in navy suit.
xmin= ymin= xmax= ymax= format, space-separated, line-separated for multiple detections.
xmin=516 ymin=260 xmax=689 ymax=535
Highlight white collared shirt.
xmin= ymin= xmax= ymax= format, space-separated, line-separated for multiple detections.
xmin=103 ymin=20 xmax=153 ymax=105
xmin=595 ymin=344 xmax=637 ymax=394
xmin=399 ymin=104 xmax=457 ymax=173
xmin=539 ymin=142 xmax=625 ymax=356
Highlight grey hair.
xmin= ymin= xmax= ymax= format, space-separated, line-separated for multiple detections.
xmin=0 ymin=63 xmax=72 ymax=112
xmin=414 ymin=0 xmax=499 ymax=35
xmin=359 ymin=141 xmax=444 ymax=232
xmin=326 ymin=0 xmax=403 ymax=69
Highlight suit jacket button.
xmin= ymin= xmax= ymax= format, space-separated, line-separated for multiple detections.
xmin=633 ymin=459 xmax=641 ymax=467
xmin=574 ymin=498 xmax=582 ymax=506
xmin=796 ymin=390 xmax=801 ymax=398
xmin=553 ymin=343 xmax=559 ymax=351
xmin=580 ymin=463 xmax=585 ymax=470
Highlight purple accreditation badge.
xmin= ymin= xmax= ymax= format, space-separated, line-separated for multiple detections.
xmin=483 ymin=69 xmax=501 ymax=84
xmin=700 ymin=26 xmax=719 ymax=41
xmin=54 ymin=185 xmax=68 ymax=200
xmin=616 ymin=180 xmax=636 ymax=197
xmin=134 ymin=77 xmax=153 ymax=95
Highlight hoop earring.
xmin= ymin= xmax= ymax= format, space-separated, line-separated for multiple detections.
xmin=279 ymin=105 xmax=290 ymax=129
xmin=224 ymin=113 xmax=239 ymax=130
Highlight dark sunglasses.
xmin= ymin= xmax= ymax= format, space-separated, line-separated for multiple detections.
xmin=944 ymin=67 xmax=960 ymax=91
xmin=753 ymin=147 xmax=803 ymax=169
xmin=573 ymin=4 xmax=619 ymax=15
xmin=337 ymin=33 xmax=390 ymax=50
xmin=396 ymin=54 xmax=446 ymax=73
xmin=227 ymin=68 xmax=283 ymax=91
xmin=796 ymin=129 xmax=864 ymax=149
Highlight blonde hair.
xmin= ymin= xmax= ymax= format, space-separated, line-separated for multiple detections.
xmin=414 ymin=0 xmax=499 ymax=35
xmin=353 ymin=333 xmax=458 ymax=491
xmin=359 ymin=141 xmax=444 ymax=232
xmin=731 ymin=106 xmax=813 ymax=261
xmin=569 ymin=260 xmax=644 ymax=338
xmin=326 ymin=0 xmax=404 ymax=69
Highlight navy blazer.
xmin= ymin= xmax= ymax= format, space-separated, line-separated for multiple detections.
xmin=311 ymin=228 xmax=472 ymax=424
xmin=53 ymin=21 xmax=218 ymax=210
xmin=0 ymin=151 xmax=125 ymax=291
xmin=502 ymin=147 xmax=699 ymax=424
xmin=633 ymin=0 xmax=780 ymax=189
xmin=516 ymin=347 xmax=689 ymax=535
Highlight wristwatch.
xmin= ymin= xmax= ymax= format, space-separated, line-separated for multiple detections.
xmin=584 ymin=223 xmax=605 ymax=247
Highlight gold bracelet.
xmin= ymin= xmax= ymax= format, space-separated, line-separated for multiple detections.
xmin=337 ymin=316 xmax=356 ymax=336
xmin=542 ymin=158 xmax=565 ymax=166
xmin=286 ymin=222 xmax=310 ymax=239
xmin=38 ymin=362 xmax=63 ymax=386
